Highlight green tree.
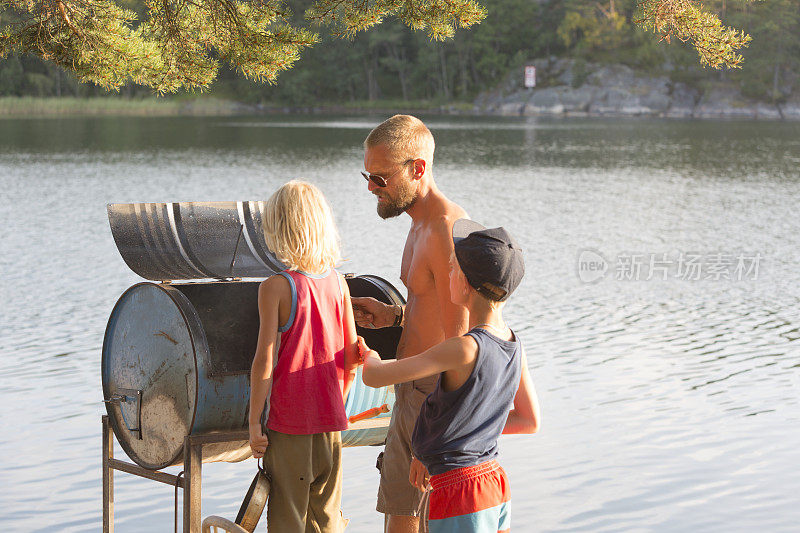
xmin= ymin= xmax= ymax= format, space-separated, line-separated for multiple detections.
xmin=730 ymin=0 xmax=800 ymax=101
xmin=0 ymin=0 xmax=752 ymax=93
xmin=558 ymin=0 xmax=628 ymax=55
xmin=0 ymin=0 xmax=485 ymax=93
xmin=0 ymin=52 xmax=23 ymax=95
xmin=637 ymin=0 xmax=751 ymax=68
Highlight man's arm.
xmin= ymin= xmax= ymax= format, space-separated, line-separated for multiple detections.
xmin=502 ymin=346 xmax=540 ymax=434
xmin=429 ymin=218 xmax=469 ymax=338
xmin=360 ymin=336 xmax=476 ymax=388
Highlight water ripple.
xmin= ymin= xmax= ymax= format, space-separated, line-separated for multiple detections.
xmin=1 ymin=116 xmax=799 ymax=532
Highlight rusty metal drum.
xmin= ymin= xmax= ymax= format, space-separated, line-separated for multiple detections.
xmin=106 ymin=201 xmax=285 ymax=281
xmin=102 ymin=275 xmax=404 ymax=471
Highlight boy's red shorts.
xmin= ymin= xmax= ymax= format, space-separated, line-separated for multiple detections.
xmin=427 ymin=459 xmax=511 ymax=533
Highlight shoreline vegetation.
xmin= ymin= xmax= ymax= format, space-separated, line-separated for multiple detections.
xmin=3 ymin=94 xmax=799 ymax=120
xmin=0 ymin=96 xmax=472 ymax=118
xmin=1 ymin=0 xmax=796 ymax=120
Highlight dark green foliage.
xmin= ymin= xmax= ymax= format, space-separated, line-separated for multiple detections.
xmin=727 ymin=0 xmax=800 ymax=102
xmin=0 ymin=0 xmax=796 ymax=104
xmin=0 ymin=0 xmax=485 ymax=92
xmin=0 ymin=53 xmax=23 ymax=95
xmin=0 ymin=0 xmax=318 ymax=92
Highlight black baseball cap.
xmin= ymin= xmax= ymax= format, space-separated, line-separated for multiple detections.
xmin=452 ymin=218 xmax=525 ymax=302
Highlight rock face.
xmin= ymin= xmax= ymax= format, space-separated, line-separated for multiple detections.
xmin=476 ymin=58 xmax=793 ymax=120
xmin=778 ymin=96 xmax=800 ymax=120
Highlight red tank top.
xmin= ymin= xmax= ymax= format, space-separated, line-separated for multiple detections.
xmin=267 ymin=269 xmax=349 ymax=434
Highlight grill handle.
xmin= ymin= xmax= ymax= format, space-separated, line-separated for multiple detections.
xmin=104 ymin=389 xmax=143 ymax=439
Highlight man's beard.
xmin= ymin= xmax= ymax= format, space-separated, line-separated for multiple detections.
xmin=376 ymin=180 xmax=417 ymax=219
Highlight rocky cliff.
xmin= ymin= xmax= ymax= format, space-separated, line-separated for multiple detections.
xmin=475 ymin=59 xmax=800 ymax=120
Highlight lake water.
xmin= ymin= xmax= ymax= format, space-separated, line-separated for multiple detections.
xmin=1 ymin=115 xmax=799 ymax=532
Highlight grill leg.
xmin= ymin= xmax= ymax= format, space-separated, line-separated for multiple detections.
xmin=102 ymin=416 xmax=114 ymax=533
xmin=183 ymin=438 xmax=202 ymax=533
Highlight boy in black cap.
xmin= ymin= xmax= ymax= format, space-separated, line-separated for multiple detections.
xmin=359 ymin=219 xmax=541 ymax=533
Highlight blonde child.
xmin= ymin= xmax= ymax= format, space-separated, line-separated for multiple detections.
xmin=359 ymin=219 xmax=540 ymax=533
xmin=249 ymin=180 xmax=359 ymax=533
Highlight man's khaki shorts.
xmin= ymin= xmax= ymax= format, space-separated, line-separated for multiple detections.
xmin=376 ymin=377 xmax=437 ymax=525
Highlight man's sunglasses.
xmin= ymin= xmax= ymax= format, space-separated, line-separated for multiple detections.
xmin=361 ymin=159 xmax=414 ymax=187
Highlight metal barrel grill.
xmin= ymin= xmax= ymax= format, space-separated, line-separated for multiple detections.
xmin=102 ymin=201 xmax=401 ymax=471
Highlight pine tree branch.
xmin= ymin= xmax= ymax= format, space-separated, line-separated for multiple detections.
xmin=636 ymin=0 xmax=751 ymax=68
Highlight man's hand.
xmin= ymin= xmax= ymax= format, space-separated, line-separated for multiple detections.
xmin=352 ymin=297 xmax=396 ymax=329
xmin=409 ymin=456 xmax=431 ymax=492
xmin=249 ymin=425 xmax=269 ymax=459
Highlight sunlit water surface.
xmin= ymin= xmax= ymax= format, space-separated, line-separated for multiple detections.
xmin=1 ymin=115 xmax=799 ymax=532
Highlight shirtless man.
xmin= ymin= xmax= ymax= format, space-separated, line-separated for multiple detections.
xmin=352 ymin=115 xmax=469 ymax=533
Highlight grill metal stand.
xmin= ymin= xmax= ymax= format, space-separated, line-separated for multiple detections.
xmin=102 ymin=414 xmax=247 ymax=532
xmin=101 ymin=201 xmax=399 ymax=531
xmin=102 ymin=414 xmax=389 ymax=532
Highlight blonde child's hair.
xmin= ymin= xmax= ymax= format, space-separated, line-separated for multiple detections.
xmin=262 ymin=180 xmax=341 ymax=274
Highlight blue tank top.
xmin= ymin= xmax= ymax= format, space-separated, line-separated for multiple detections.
xmin=411 ymin=327 xmax=523 ymax=475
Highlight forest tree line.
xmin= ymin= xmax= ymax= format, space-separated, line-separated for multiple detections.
xmin=1 ymin=0 xmax=797 ymax=104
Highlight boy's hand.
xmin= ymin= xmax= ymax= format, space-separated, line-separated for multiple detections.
xmin=352 ymin=297 xmax=395 ymax=329
xmin=409 ymin=456 xmax=431 ymax=492
xmin=249 ymin=425 xmax=269 ymax=459
xmin=357 ymin=336 xmax=380 ymax=365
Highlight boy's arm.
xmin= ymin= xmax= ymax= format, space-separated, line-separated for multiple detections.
xmin=360 ymin=336 xmax=477 ymax=388
xmin=248 ymin=276 xmax=286 ymax=458
xmin=502 ymin=345 xmax=540 ymax=434
xmin=340 ymin=274 xmax=359 ymax=400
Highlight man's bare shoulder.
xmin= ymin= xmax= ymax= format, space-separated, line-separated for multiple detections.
xmin=428 ymin=204 xmax=467 ymax=251
xmin=414 ymin=192 xmax=468 ymax=262
xmin=420 ymin=191 xmax=464 ymax=229
xmin=435 ymin=195 xmax=468 ymax=226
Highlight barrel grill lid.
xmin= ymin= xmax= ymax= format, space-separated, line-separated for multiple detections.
xmin=107 ymin=201 xmax=285 ymax=281
xmin=102 ymin=283 xmax=207 ymax=470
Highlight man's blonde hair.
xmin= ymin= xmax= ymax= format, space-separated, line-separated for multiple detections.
xmin=262 ymin=180 xmax=341 ymax=274
xmin=364 ymin=114 xmax=435 ymax=166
